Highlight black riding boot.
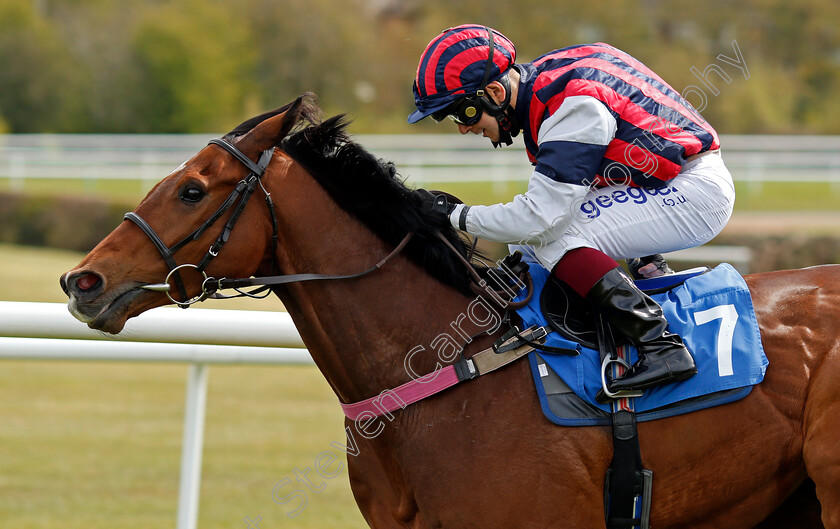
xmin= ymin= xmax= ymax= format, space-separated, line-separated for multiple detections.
xmin=587 ymin=267 xmax=697 ymax=392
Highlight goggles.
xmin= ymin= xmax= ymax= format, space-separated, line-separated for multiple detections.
xmin=430 ymin=96 xmax=484 ymax=126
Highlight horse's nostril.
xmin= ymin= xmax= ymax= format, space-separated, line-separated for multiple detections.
xmin=76 ymin=273 xmax=102 ymax=292
xmin=76 ymin=274 xmax=102 ymax=291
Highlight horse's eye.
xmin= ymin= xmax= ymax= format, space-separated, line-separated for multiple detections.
xmin=179 ymin=184 xmax=205 ymax=204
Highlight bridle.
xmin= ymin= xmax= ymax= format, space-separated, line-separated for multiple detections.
xmin=127 ymin=137 xmax=414 ymax=308
xmin=125 ymin=138 xmax=278 ymax=307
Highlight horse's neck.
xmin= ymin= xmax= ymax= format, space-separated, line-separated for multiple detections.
xmin=278 ymin=267 xmax=477 ymax=404
xmin=270 ymin=170 xmax=481 ymax=404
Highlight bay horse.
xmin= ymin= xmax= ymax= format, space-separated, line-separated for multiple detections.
xmin=60 ymin=95 xmax=839 ymax=528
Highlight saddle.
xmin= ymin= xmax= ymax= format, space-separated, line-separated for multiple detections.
xmin=539 ymin=266 xmax=711 ymax=352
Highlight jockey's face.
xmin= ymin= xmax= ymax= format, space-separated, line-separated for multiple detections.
xmin=450 ymin=76 xmax=517 ymax=145
xmin=456 ymin=112 xmax=500 ymax=143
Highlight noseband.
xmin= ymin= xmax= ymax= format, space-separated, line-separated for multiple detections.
xmin=125 ymin=138 xmax=278 ymax=307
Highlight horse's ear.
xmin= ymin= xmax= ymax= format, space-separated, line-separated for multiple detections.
xmin=237 ymin=93 xmax=316 ymax=157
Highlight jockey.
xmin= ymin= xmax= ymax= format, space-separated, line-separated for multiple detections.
xmin=408 ymin=24 xmax=735 ymax=394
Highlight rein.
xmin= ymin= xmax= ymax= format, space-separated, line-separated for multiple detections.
xmin=202 ymin=231 xmax=414 ymax=294
xmin=434 ymin=232 xmax=533 ymax=310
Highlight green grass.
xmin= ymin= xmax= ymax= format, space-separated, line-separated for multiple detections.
xmin=0 ymin=362 xmax=365 ymax=529
xmin=0 ymin=244 xmax=86 ymax=303
xmin=731 ymin=180 xmax=840 ymax=211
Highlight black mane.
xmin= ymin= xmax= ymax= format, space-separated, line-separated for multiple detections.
xmin=278 ymin=116 xmax=478 ymax=294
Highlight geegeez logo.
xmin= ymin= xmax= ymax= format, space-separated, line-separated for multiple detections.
xmin=579 ymin=186 xmax=687 ymax=219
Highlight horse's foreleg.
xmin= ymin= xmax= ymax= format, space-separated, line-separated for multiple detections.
xmin=752 ymin=479 xmax=823 ymax=529
xmin=803 ymin=351 xmax=840 ymax=528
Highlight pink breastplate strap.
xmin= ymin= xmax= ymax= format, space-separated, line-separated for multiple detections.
xmin=338 ymin=327 xmax=549 ymax=420
xmin=340 ymin=365 xmax=461 ymax=420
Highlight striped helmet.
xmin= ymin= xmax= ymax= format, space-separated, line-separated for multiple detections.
xmin=408 ymin=24 xmax=516 ymax=124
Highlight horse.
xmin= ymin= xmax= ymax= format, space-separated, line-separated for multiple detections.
xmin=60 ymin=95 xmax=839 ymax=528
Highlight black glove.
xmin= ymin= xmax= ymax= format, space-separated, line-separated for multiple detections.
xmin=416 ymin=189 xmax=455 ymax=229
xmin=627 ymin=253 xmax=674 ymax=280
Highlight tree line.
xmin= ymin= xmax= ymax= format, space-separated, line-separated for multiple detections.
xmin=1 ymin=0 xmax=838 ymax=134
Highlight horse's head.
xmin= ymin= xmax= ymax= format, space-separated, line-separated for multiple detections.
xmin=60 ymin=94 xmax=318 ymax=333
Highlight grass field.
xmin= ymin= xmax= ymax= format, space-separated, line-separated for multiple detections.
xmin=0 ymin=244 xmax=364 ymax=528
xmin=0 ymin=362 xmax=365 ymax=529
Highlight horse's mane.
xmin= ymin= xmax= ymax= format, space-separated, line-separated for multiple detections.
xmin=282 ymin=116 xmax=479 ymax=294
xmin=226 ymin=104 xmax=479 ymax=294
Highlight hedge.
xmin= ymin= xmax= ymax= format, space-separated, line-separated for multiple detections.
xmin=0 ymin=192 xmax=132 ymax=253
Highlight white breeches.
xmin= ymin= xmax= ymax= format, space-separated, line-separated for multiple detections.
xmin=511 ymin=151 xmax=736 ymax=269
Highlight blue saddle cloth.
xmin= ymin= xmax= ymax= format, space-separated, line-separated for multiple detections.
xmin=515 ymin=263 xmax=769 ymax=425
